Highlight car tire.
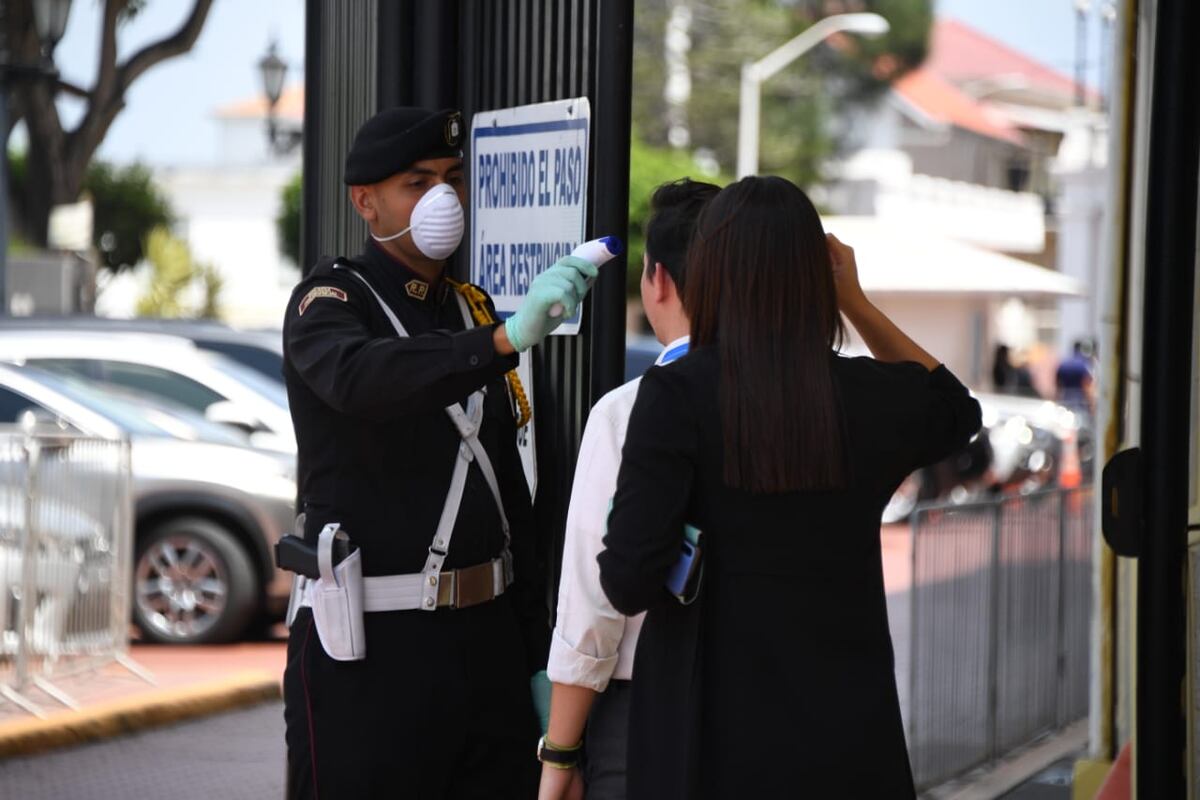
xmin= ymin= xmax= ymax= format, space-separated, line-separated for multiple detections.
xmin=133 ymin=517 xmax=259 ymax=644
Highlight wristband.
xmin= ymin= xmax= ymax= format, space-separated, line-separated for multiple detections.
xmin=536 ymin=735 xmax=581 ymax=768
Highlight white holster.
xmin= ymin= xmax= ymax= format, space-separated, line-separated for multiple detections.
xmin=306 ymin=523 xmax=365 ymax=661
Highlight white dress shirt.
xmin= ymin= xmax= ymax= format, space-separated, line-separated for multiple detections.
xmin=547 ymin=336 xmax=690 ymax=691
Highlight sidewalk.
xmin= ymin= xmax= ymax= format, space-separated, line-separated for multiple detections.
xmin=0 ymin=637 xmax=286 ymax=758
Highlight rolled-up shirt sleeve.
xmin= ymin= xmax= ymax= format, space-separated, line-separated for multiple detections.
xmin=547 ymin=396 xmax=629 ymax=691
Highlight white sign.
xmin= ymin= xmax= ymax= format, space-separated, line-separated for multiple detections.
xmin=470 ymin=98 xmax=591 ymax=335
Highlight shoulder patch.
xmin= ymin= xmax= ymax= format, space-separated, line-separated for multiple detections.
xmin=298 ymin=286 xmax=348 ymax=316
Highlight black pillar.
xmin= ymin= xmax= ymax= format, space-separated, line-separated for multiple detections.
xmin=302 ymin=0 xmax=379 ymax=270
xmin=589 ymin=1 xmax=633 ymax=400
xmin=1137 ymin=0 xmax=1200 ymax=794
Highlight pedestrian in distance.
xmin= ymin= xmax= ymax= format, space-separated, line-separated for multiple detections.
xmin=537 ymin=178 xmax=720 ymax=800
xmin=598 ymin=175 xmax=983 ymax=800
xmin=280 ymin=105 xmax=598 ymax=800
xmin=1056 ymin=338 xmax=1096 ymax=416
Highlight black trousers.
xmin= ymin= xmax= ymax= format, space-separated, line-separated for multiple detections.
xmin=582 ymin=680 xmax=631 ymax=800
xmin=283 ymin=595 xmax=540 ymax=800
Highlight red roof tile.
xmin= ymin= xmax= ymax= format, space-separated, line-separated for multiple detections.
xmin=893 ymin=68 xmax=1025 ymax=145
xmin=927 ymin=18 xmax=1096 ymax=104
xmin=215 ymin=83 xmax=304 ymax=121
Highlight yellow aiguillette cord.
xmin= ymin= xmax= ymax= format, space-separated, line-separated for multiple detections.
xmin=449 ymin=279 xmax=532 ymax=429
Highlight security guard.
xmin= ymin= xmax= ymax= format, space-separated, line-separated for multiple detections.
xmin=281 ymin=106 xmax=596 ymax=799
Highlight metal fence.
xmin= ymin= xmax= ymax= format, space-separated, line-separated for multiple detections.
xmin=0 ymin=427 xmax=146 ymax=717
xmin=905 ymin=486 xmax=1093 ymax=789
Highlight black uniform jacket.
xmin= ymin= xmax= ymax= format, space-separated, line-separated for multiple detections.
xmin=599 ymin=349 xmax=983 ymax=799
xmin=282 ymin=240 xmax=548 ymax=672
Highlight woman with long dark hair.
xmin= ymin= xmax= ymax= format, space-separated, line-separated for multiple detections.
xmin=598 ymin=176 xmax=982 ymax=799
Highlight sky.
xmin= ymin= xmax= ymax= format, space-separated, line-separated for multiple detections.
xmin=31 ymin=0 xmax=1113 ymax=167
xmin=43 ymin=0 xmax=306 ymax=165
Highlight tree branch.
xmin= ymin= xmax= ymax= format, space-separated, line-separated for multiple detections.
xmin=4 ymin=0 xmax=64 ymax=148
xmin=116 ymin=0 xmax=215 ymax=94
xmin=92 ymin=0 xmax=126 ymax=106
xmin=68 ymin=0 xmax=214 ymax=174
xmin=54 ymin=78 xmax=90 ymax=99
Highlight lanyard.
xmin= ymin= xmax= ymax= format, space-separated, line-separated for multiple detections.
xmin=659 ymin=341 xmax=690 ymax=365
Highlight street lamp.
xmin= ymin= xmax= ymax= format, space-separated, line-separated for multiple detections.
xmin=1074 ymin=0 xmax=1092 ymax=108
xmin=0 ymin=0 xmax=74 ymax=316
xmin=32 ymin=0 xmax=73 ymax=55
xmin=257 ymin=41 xmax=300 ymax=156
xmin=736 ymin=12 xmax=890 ymax=178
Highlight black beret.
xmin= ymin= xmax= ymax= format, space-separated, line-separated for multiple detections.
xmin=343 ymin=107 xmax=464 ymax=185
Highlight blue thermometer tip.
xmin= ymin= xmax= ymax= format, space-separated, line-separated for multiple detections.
xmin=601 ymin=236 xmax=624 ymax=256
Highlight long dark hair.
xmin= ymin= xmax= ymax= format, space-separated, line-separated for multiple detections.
xmin=684 ymin=176 xmax=848 ymax=493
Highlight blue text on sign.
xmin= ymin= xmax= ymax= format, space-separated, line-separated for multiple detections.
xmin=476 ymin=146 xmax=585 ymax=210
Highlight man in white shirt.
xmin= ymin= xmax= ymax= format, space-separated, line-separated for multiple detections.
xmin=537 ymin=179 xmax=720 ymax=800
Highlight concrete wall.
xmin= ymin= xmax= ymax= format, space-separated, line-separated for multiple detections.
xmin=841 ymin=294 xmax=990 ymax=388
xmin=155 ymin=163 xmax=300 ymax=328
xmin=1055 ymin=163 xmax=1108 ymax=355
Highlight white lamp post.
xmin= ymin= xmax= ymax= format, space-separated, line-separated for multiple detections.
xmin=736 ymin=12 xmax=890 ymax=178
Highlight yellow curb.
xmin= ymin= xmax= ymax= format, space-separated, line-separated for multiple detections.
xmin=0 ymin=670 xmax=282 ymax=759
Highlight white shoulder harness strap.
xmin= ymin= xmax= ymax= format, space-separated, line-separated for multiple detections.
xmin=335 ymin=263 xmax=513 ymax=610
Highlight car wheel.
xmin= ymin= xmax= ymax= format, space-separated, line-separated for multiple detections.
xmin=133 ymin=517 xmax=258 ymax=644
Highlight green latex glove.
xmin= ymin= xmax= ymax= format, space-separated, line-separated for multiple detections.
xmin=531 ymin=670 xmax=552 ymax=734
xmin=504 ymin=256 xmax=598 ymax=352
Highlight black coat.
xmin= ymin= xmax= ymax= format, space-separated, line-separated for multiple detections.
xmin=598 ymin=348 xmax=982 ymax=800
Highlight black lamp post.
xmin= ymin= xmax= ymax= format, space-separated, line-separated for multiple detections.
xmin=1074 ymin=0 xmax=1091 ymax=108
xmin=0 ymin=0 xmax=74 ymax=315
xmin=32 ymin=0 xmax=72 ymax=55
xmin=258 ymin=40 xmax=300 ymax=156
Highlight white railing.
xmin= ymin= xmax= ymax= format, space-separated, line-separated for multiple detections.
xmin=0 ymin=427 xmax=150 ymax=718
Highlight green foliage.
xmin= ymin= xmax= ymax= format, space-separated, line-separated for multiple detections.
xmin=86 ymin=161 xmax=175 ymax=271
xmin=820 ymin=0 xmax=934 ymax=100
xmin=277 ymin=171 xmax=302 ymax=268
xmin=197 ymin=261 xmax=225 ymax=320
xmin=8 ymin=152 xmax=173 ymax=270
xmin=632 ymin=0 xmax=932 ymax=182
xmin=136 ymin=227 xmax=223 ymax=319
xmin=121 ymin=0 xmax=149 ymax=22
xmin=6 ymin=234 xmax=34 ymax=257
xmin=634 ymin=1 xmax=825 ymax=185
xmin=7 ymin=150 xmax=29 ymax=234
xmin=625 ymin=134 xmax=731 ymax=297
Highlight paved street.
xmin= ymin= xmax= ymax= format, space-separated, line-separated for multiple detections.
xmin=0 ymin=702 xmax=285 ymax=799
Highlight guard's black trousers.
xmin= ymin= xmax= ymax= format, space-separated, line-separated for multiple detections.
xmin=283 ymin=596 xmax=540 ymax=799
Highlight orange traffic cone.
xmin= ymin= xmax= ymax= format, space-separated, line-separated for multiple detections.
xmin=1060 ymin=431 xmax=1082 ymax=489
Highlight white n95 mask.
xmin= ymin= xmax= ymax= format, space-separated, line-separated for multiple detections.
xmin=371 ymin=182 xmax=464 ymax=260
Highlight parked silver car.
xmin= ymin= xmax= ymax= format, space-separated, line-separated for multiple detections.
xmin=0 ymin=364 xmax=295 ymax=644
xmin=0 ymin=317 xmax=284 ymax=384
xmin=0 ymin=331 xmax=295 ymax=453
